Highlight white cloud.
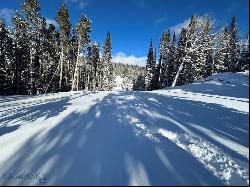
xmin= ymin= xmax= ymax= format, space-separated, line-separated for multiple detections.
xmin=0 ymin=8 xmax=14 ymax=26
xmin=169 ymin=18 xmax=190 ymax=34
xmin=112 ymin=52 xmax=147 ymax=67
xmin=46 ymin=18 xmax=59 ymax=28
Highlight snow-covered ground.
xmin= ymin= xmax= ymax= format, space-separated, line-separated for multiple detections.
xmin=0 ymin=72 xmax=249 ymax=185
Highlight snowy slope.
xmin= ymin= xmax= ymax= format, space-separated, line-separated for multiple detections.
xmin=0 ymin=72 xmax=248 ymax=185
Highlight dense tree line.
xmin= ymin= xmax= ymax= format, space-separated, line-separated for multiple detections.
xmin=0 ymin=0 xmax=145 ymax=95
xmin=1 ymin=2 xmax=248 ymax=95
xmin=145 ymin=15 xmax=249 ymax=91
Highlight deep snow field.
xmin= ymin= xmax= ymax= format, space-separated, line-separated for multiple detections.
xmin=0 ymin=72 xmax=249 ymax=185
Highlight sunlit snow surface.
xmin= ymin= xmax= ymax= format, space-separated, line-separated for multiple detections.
xmin=0 ymin=72 xmax=248 ymax=185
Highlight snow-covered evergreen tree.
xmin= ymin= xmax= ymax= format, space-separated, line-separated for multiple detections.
xmin=168 ymin=31 xmax=177 ymax=86
xmin=22 ymin=0 xmax=43 ymax=94
xmin=214 ymin=28 xmax=230 ymax=73
xmin=174 ymin=28 xmax=187 ymax=86
xmin=239 ymin=34 xmax=249 ymax=71
xmin=145 ymin=39 xmax=156 ymax=90
xmin=0 ymin=20 xmax=13 ymax=95
xmin=43 ymin=23 xmax=60 ymax=94
xmin=72 ymin=14 xmax=91 ymax=91
xmin=133 ymin=74 xmax=145 ymax=91
xmin=56 ymin=3 xmax=71 ymax=92
xmin=227 ymin=16 xmax=240 ymax=72
xmin=196 ymin=16 xmax=213 ymax=78
xmin=158 ymin=30 xmax=171 ymax=88
xmin=86 ymin=42 xmax=100 ymax=90
xmin=172 ymin=15 xmax=219 ymax=87
xmin=101 ymin=32 xmax=112 ymax=91
xmin=38 ymin=17 xmax=49 ymax=94
xmin=11 ymin=11 xmax=30 ymax=95
xmin=182 ymin=15 xmax=198 ymax=84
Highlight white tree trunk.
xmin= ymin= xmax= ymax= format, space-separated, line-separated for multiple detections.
xmin=158 ymin=59 xmax=162 ymax=88
xmin=59 ymin=45 xmax=64 ymax=91
xmin=171 ymin=61 xmax=184 ymax=87
xmin=29 ymin=47 xmax=33 ymax=95
xmin=45 ymin=62 xmax=60 ymax=94
xmin=212 ymin=56 xmax=215 ymax=75
xmin=72 ymin=42 xmax=81 ymax=91
xmin=171 ymin=34 xmax=191 ymax=88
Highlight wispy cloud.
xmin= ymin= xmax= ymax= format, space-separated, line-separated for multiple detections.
xmin=169 ymin=18 xmax=190 ymax=34
xmin=46 ymin=18 xmax=59 ymax=28
xmin=112 ymin=52 xmax=147 ymax=66
xmin=64 ymin=0 xmax=87 ymax=9
xmin=0 ymin=8 xmax=14 ymax=26
xmin=155 ymin=16 xmax=167 ymax=26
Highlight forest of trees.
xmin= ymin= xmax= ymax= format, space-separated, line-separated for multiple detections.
xmin=144 ymin=15 xmax=249 ymax=91
xmin=0 ymin=0 xmax=145 ymax=95
xmin=0 ymin=1 xmax=249 ymax=95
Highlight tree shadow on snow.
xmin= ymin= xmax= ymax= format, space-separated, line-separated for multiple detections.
xmin=122 ymin=91 xmax=249 ymax=163
xmin=0 ymin=92 xmax=225 ymax=186
xmin=0 ymin=92 xmax=90 ymax=137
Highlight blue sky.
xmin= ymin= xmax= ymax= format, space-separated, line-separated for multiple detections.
xmin=0 ymin=0 xmax=249 ymax=66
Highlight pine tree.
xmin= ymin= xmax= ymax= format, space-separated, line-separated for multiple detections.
xmin=168 ymin=31 xmax=177 ymax=86
xmin=56 ymin=3 xmax=71 ymax=92
xmin=72 ymin=14 xmax=92 ymax=91
xmin=101 ymin=32 xmax=112 ymax=91
xmin=214 ymin=28 xmax=230 ymax=73
xmin=183 ymin=15 xmax=198 ymax=84
xmin=92 ymin=42 xmax=100 ymax=90
xmin=133 ymin=74 xmax=145 ymax=91
xmin=151 ymin=48 xmax=159 ymax=90
xmin=85 ymin=42 xmax=100 ymax=90
xmin=0 ymin=20 xmax=13 ymax=95
xmin=158 ymin=30 xmax=170 ymax=88
xmin=172 ymin=15 xmax=216 ymax=87
xmin=239 ymin=34 xmax=249 ymax=71
xmin=37 ymin=17 xmax=48 ymax=94
xmin=197 ymin=16 xmax=213 ymax=78
xmin=11 ymin=11 xmax=30 ymax=95
xmin=22 ymin=0 xmax=42 ymax=94
xmin=145 ymin=39 xmax=156 ymax=90
xmin=43 ymin=23 xmax=60 ymax=94
xmin=173 ymin=28 xmax=187 ymax=86
xmin=227 ymin=16 xmax=240 ymax=72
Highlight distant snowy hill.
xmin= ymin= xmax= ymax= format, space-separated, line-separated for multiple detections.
xmin=0 ymin=72 xmax=248 ymax=185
